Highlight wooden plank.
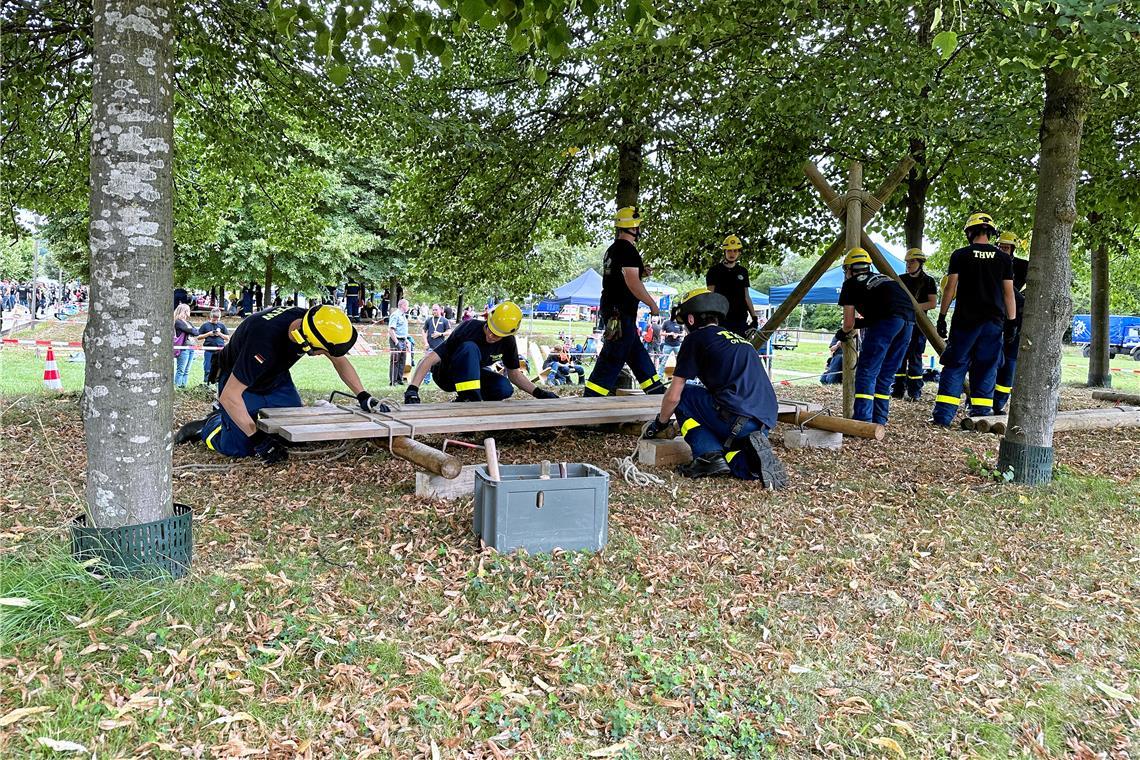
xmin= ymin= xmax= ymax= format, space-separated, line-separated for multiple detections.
xmin=277 ymin=408 xmax=674 ymax=442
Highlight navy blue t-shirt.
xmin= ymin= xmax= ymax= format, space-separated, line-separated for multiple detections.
xmin=838 ymin=272 xmax=915 ymax=323
xmin=433 ymin=319 xmax=520 ymax=370
xmin=673 ymin=325 xmax=778 ymax=429
xmin=223 ymin=306 xmax=306 ymax=393
xmin=600 ymin=238 xmax=645 ymax=317
xmin=197 ymin=320 xmax=229 ymax=347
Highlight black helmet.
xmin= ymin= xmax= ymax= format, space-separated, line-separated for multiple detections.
xmin=673 ymin=288 xmax=729 ymax=322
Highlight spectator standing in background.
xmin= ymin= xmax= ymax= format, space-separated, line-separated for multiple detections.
xmin=197 ymin=308 xmax=230 ymax=385
xmin=173 ymin=303 xmax=199 ymax=388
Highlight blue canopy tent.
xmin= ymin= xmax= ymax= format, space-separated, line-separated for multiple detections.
xmin=749 ymin=287 xmax=769 ymax=305
xmin=768 ymin=245 xmax=908 ymax=304
xmin=530 ymin=268 xmax=603 ymax=314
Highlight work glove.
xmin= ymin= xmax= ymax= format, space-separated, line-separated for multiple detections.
xmin=357 ymin=391 xmax=390 ymax=413
xmin=641 ymin=416 xmax=677 ymax=440
xmin=532 ymin=387 xmax=559 ymax=399
xmin=404 ymin=384 xmax=421 ymax=405
xmin=936 ymin=314 xmax=948 ymax=339
xmin=249 ymin=430 xmax=288 ymax=465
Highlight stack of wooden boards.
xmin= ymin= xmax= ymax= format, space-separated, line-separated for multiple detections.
xmin=258 ymin=396 xmax=812 ymax=443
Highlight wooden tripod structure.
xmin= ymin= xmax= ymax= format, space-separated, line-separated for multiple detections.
xmin=751 ymin=156 xmax=945 ymax=417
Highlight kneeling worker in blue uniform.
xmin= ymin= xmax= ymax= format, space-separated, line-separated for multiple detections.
xmin=403 ymin=301 xmax=558 ymax=403
xmin=837 ymin=247 xmax=916 ymax=424
xmin=176 ymin=304 xmax=385 ymax=464
xmin=642 ymin=289 xmax=788 ymax=485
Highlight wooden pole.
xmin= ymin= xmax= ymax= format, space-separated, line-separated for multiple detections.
xmin=1092 ymin=390 xmax=1140 ymax=405
xmin=802 ymin=163 xmax=944 ymax=355
xmin=752 ymin=156 xmax=915 ymax=349
xmin=390 ymin=437 xmax=462 ymax=479
xmin=776 ymin=410 xmax=885 ymax=440
xmin=841 ymin=162 xmax=863 ymax=419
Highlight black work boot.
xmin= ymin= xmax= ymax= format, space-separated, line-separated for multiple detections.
xmin=677 ymin=452 xmax=731 ymax=478
xmin=644 ymin=381 xmax=666 ymax=395
xmin=174 ymin=418 xmax=206 ymax=445
xmin=455 ymin=390 xmax=483 ymax=402
xmin=743 ymin=431 xmax=788 ymax=489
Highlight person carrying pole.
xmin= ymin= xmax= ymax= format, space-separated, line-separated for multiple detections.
xmin=705 ymin=234 xmax=758 ymax=338
xmin=837 ymin=248 xmax=915 ymax=424
xmin=642 ymin=288 xmax=787 ymax=485
xmin=175 ymin=305 xmax=385 ymax=463
xmin=992 ymin=231 xmax=1028 ymax=414
xmin=404 ymin=301 xmax=558 ymax=403
xmin=583 ymin=206 xmax=666 ymax=397
xmin=891 ymin=248 xmax=938 ymax=401
xmin=930 ymin=212 xmax=1016 ymax=427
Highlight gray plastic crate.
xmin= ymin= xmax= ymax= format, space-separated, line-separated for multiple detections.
xmin=473 ymin=463 xmax=609 ymax=554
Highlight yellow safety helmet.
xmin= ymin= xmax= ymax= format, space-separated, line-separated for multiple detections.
xmin=843 ymin=247 xmax=873 ymax=267
xmin=904 ymin=247 xmax=926 ymax=262
xmin=487 ymin=301 xmax=523 ymax=337
xmin=964 ymin=212 xmax=997 ymax=235
xmin=722 ymin=234 xmax=743 ymax=251
xmin=294 ymin=305 xmax=357 ymax=357
xmin=997 ymin=230 xmax=1018 ymax=247
xmin=614 ymin=205 xmax=642 ymax=229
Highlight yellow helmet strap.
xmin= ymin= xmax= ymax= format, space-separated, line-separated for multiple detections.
xmin=290 ymin=328 xmax=312 ymax=352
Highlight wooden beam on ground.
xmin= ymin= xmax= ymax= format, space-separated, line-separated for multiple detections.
xmin=752 ymin=155 xmax=916 ymax=349
xmin=636 ymin=437 xmax=692 ymax=467
xmin=777 ymin=409 xmax=885 ymax=440
xmin=970 ymin=408 xmax=1140 ymax=435
xmin=1092 ymin=390 xmax=1140 ymax=405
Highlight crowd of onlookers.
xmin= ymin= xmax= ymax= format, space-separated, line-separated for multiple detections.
xmin=0 ymin=279 xmax=87 ymax=321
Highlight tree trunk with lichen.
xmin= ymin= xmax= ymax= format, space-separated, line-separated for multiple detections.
xmin=82 ymin=0 xmax=175 ymax=527
xmin=997 ymin=67 xmax=1087 ymax=484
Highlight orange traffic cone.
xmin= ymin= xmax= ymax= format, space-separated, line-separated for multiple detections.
xmin=43 ymin=347 xmax=63 ymax=390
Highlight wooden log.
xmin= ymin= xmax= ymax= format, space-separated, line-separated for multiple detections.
xmin=777 ymin=410 xmax=885 ymax=440
xmin=391 ymin=436 xmax=462 ymax=479
xmin=1092 ymin=390 xmax=1140 ymax=406
xmin=966 ymin=405 xmax=1140 ymax=434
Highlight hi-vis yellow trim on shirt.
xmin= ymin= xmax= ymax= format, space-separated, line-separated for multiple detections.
xmin=455 ymin=379 xmax=481 ymax=392
xmin=970 ymin=397 xmax=993 ymax=407
xmin=936 ymin=394 xmax=961 ymax=405
xmin=205 ymin=425 xmax=222 ymax=451
xmin=585 ymin=381 xmax=610 ymax=396
xmin=639 ymin=374 xmax=661 ymax=389
xmin=681 ymin=418 xmax=701 ymax=435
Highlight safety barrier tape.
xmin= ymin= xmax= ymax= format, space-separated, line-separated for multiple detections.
xmin=1 ymin=338 xmax=223 ymax=352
